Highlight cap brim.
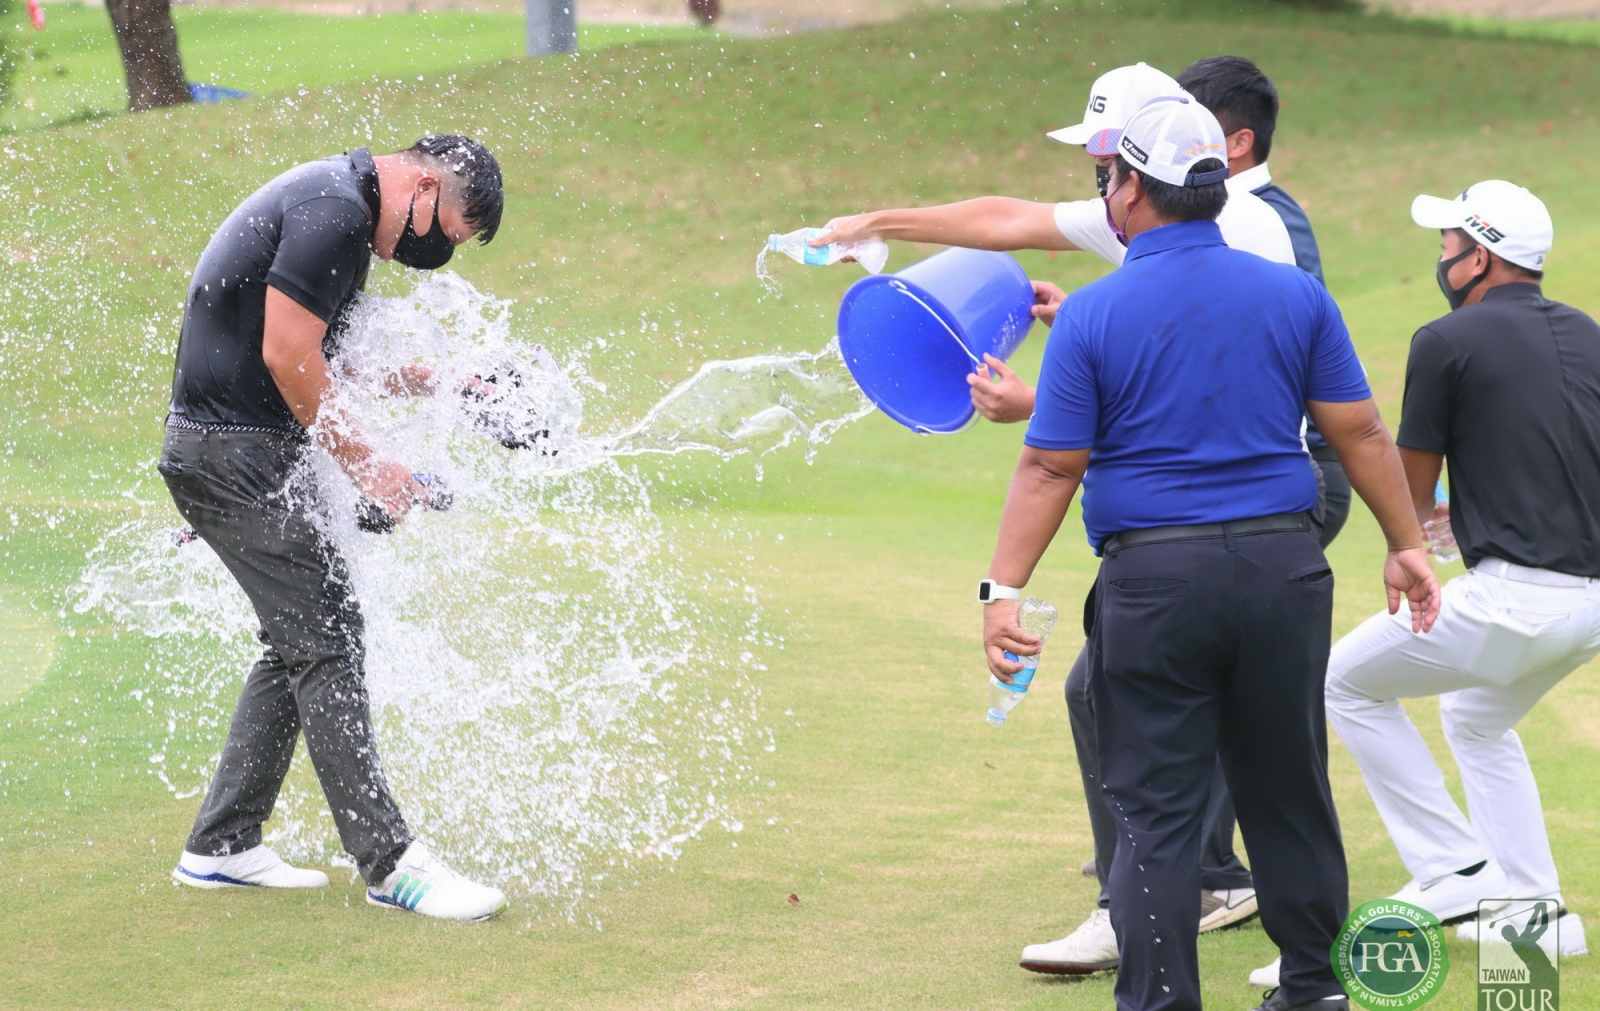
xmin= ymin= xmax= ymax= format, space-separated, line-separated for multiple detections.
xmin=1411 ymin=194 xmax=1464 ymax=229
xmin=1047 ymin=125 xmax=1120 ymax=156
xmin=1046 ymin=122 xmax=1094 ymax=145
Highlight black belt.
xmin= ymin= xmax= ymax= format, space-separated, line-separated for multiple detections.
xmin=165 ymin=413 xmax=301 ymax=437
xmin=1103 ymin=512 xmax=1311 ymax=553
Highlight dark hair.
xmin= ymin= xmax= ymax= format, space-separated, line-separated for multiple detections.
xmin=1446 ymin=228 xmax=1544 ymax=281
xmin=1113 ymin=155 xmax=1229 ymax=222
xmin=1177 ymin=56 xmax=1278 ymax=164
xmin=409 ymin=135 xmax=504 ymax=244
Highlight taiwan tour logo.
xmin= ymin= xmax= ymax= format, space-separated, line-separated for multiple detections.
xmin=1333 ymin=899 xmax=1449 ymax=1009
xmin=1478 ymin=900 xmax=1561 ymax=1011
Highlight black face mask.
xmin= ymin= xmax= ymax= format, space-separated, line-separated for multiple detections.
xmin=1436 ymin=245 xmax=1486 ymax=310
xmin=393 ymin=195 xmax=454 ymax=270
xmin=1095 ymin=163 xmax=1111 ymax=199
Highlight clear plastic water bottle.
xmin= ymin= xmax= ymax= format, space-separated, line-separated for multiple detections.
xmin=766 ymin=228 xmax=889 ymax=274
xmin=987 ymin=597 xmax=1059 ymax=727
xmin=1424 ymin=478 xmax=1461 ymax=564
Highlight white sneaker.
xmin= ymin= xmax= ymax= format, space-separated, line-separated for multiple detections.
xmin=1248 ymin=956 xmax=1281 ymax=988
xmin=1457 ymin=907 xmax=1588 ymax=957
xmin=1390 ymin=859 xmax=1510 ymax=923
xmin=366 ymin=842 xmax=507 ymax=922
xmin=1019 ymin=907 xmax=1119 ymax=974
xmin=172 ymin=846 xmax=328 ymax=889
xmin=1199 ymin=887 xmax=1259 ymax=933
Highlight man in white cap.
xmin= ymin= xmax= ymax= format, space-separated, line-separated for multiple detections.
xmin=815 ymin=62 xmax=1292 ymax=431
xmin=1322 ymin=180 xmax=1593 ymax=948
xmin=814 ymin=62 xmax=1300 ymax=976
xmin=981 ymin=96 xmax=1438 ymax=1011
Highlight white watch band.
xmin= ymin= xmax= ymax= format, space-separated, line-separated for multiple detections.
xmin=978 ymin=580 xmax=1022 ymax=603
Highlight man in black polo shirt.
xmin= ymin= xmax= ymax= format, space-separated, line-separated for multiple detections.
xmin=1323 ymin=180 xmax=1593 ymax=949
xmin=161 ymin=136 xmax=509 ymax=921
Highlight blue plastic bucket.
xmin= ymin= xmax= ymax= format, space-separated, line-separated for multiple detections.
xmin=837 ymin=247 xmax=1035 ymax=433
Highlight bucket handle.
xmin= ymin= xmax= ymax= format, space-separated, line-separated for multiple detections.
xmin=889 ymin=279 xmax=981 ymax=367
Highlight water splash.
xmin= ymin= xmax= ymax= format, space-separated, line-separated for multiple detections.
xmin=76 ymin=272 xmax=871 ymax=917
xmin=609 ymin=340 xmax=873 ymax=469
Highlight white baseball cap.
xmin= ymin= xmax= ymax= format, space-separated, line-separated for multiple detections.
xmin=1115 ymin=96 xmax=1229 ymax=188
xmin=1048 ymin=62 xmax=1186 ymax=156
xmin=1410 ymin=180 xmax=1553 ymax=271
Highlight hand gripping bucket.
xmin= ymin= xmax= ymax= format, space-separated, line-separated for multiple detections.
xmin=837 ymin=247 xmax=1035 ymax=433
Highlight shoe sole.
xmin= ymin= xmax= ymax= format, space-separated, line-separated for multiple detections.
xmin=366 ymin=892 xmax=508 ymax=922
xmin=1019 ymin=958 xmax=1119 ymax=975
xmin=1198 ymin=896 xmax=1260 ymax=934
xmin=172 ymin=868 xmax=256 ymax=890
xmin=172 ymin=867 xmax=328 ymax=890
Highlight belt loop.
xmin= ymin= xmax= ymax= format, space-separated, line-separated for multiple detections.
xmin=1223 ymin=521 xmax=1236 ymax=553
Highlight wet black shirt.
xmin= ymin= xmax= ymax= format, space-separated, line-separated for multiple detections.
xmin=168 ymin=149 xmax=380 ymax=430
xmin=1399 ymin=283 xmax=1600 ymax=578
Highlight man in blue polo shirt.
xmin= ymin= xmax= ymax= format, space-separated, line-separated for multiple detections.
xmin=980 ymin=97 xmax=1440 ymax=1011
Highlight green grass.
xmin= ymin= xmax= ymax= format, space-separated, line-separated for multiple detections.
xmin=1407 ymin=12 xmax=1600 ymax=48
xmin=1 ymin=4 xmax=701 ymax=132
xmin=3 ymin=0 xmax=1600 ymax=1007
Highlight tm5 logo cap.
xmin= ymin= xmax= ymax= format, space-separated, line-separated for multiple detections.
xmin=1048 ymin=62 xmax=1187 ymax=156
xmin=1411 ymin=180 xmax=1554 ymax=271
xmin=1115 ymin=95 xmax=1229 ymax=188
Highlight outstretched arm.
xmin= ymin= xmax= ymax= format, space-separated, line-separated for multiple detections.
xmin=1307 ymin=397 xmax=1441 ymax=632
xmin=815 ymin=197 xmax=1079 ymax=252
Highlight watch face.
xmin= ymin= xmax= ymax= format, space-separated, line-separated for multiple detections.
xmin=978 ymin=581 xmax=992 ymax=602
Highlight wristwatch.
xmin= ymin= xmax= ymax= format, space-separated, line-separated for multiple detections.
xmin=978 ymin=579 xmax=1022 ymax=603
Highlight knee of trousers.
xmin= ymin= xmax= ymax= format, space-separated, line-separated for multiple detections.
xmin=1438 ymin=694 xmax=1521 ymax=746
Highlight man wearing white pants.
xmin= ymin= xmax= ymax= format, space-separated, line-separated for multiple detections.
xmin=1251 ymin=179 xmax=1594 ymax=991
xmin=1330 ymin=181 xmax=1593 ymax=952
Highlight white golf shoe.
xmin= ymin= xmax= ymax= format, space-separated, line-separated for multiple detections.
xmin=367 ymin=841 xmax=507 ymax=922
xmin=1389 ymin=859 xmax=1510 ymax=924
xmin=1248 ymin=956 xmax=1281 ymax=988
xmin=1457 ymin=907 xmax=1588 ymax=956
xmin=1199 ymin=887 xmax=1259 ymax=933
xmin=1020 ymin=907 xmax=1120 ymax=974
xmin=172 ymin=846 xmax=328 ymax=889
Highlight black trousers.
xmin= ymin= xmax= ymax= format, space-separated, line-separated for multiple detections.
xmin=1090 ymin=526 xmax=1347 ymax=1011
xmin=1066 ymin=650 xmax=1250 ymax=906
xmin=1067 ymin=457 xmax=1352 ymax=906
xmin=159 ymin=424 xmax=412 ymax=886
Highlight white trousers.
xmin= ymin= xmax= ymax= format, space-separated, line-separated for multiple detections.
xmin=1326 ymin=557 xmax=1600 ymax=899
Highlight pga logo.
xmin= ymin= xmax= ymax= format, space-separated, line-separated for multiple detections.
xmin=1467 ymin=213 xmax=1506 ymax=244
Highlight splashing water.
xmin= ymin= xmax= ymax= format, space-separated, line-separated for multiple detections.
xmin=76 ymin=272 xmax=873 ymax=917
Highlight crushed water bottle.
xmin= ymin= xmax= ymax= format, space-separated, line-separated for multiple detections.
xmin=987 ymin=597 xmax=1059 ymax=727
xmin=766 ymin=228 xmax=889 ymax=274
xmin=1424 ymin=478 xmax=1461 ymax=564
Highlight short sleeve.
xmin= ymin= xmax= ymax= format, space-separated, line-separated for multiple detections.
xmin=266 ymin=197 xmax=372 ymax=322
xmin=1053 ymin=199 xmax=1127 ymax=267
xmin=1024 ymin=315 xmax=1099 ymax=451
xmin=1304 ymin=284 xmax=1371 ymax=402
xmin=1396 ymin=326 xmax=1456 ymax=454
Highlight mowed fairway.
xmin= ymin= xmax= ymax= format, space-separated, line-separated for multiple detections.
xmin=2 ymin=2 xmax=1599 ymax=1007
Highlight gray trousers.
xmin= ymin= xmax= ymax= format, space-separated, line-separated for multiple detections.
xmin=1066 ymin=456 xmax=1352 ymax=906
xmin=158 ymin=423 xmax=411 ymax=885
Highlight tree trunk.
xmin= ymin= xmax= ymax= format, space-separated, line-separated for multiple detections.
xmin=106 ymin=0 xmax=191 ymax=112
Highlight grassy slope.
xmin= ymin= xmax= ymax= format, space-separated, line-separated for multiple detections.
xmin=2 ymin=2 xmax=1600 ymax=1008
xmin=2 ymin=5 xmax=698 ymax=132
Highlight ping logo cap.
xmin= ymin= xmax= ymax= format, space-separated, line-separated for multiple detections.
xmin=1411 ymin=180 xmax=1553 ymax=271
xmin=1048 ymin=62 xmax=1187 ymax=157
xmin=1115 ymin=96 xmax=1229 ymax=188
